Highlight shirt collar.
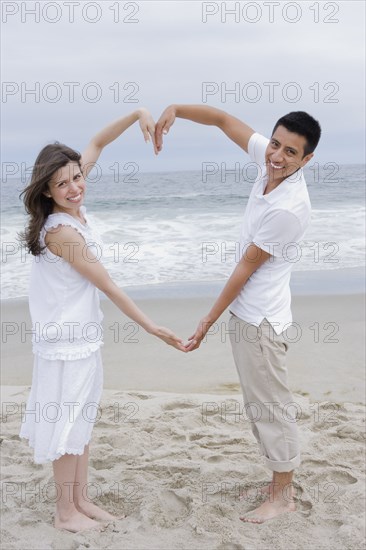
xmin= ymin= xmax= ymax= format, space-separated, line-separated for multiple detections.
xmin=255 ymin=167 xmax=304 ymax=204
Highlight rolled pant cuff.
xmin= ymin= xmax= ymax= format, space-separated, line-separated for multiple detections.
xmin=263 ymin=453 xmax=301 ymax=472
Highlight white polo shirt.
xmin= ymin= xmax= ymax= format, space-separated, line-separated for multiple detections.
xmin=230 ymin=132 xmax=311 ymax=334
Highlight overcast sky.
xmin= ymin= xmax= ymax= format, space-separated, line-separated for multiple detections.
xmin=2 ymin=0 xmax=365 ymax=173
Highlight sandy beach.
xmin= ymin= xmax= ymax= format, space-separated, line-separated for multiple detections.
xmin=2 ymin=287 xmax=365 ymax=402
xmin=1 ymin=276 xmax=365 ymax=549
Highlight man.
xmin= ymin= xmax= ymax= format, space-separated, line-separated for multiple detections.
xmin=155 ymin=106 xmax=321 ymax=523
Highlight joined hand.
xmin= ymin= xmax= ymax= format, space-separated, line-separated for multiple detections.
xmin=154 ymin=326 xmax=188 ymax=353
xmin=185 ymin=316 xmax=214 ymax=352
xmin=155 ymin=105 xmax=176 ymax=153
xmin=138 ymin=107 xmax=158 ymax=154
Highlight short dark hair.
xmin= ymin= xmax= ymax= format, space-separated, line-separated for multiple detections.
xmin=272 ymin=111 xmax=321 ymax=157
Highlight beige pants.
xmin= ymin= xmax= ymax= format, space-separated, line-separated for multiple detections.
xmin=229 ymin=314 xmax=300 ymax=472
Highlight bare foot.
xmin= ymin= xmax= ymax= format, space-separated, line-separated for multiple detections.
xmin=76 ymin=501 xmax=126 ymax=521
xmin=239 ymin=482 xmax=272 ymax=501
xmin=55 ymin=509 xmax=104 ymax=532
xmin=240 ymin=483 xmax=296 ymax=502
xmin=240 ymin=497 xmax=296 ymax=524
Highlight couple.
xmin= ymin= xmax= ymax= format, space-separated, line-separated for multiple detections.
xmin=19 ymin=104 xmax=321 ymax=531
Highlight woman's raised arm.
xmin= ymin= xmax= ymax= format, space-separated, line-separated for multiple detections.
xmin=81 ymin=108 xmax=156 ymax=177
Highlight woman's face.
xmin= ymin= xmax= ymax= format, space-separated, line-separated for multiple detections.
xmin=45 ymin=161 xmax=86 ymax=214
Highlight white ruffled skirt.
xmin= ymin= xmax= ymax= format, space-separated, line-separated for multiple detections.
xmin=19 ymin=349 xmax=103 ymax=464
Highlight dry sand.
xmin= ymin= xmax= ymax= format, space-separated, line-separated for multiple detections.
xmin=1 ymin=291 xmax=365 ymax=549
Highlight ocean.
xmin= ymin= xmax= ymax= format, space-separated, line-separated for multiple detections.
xmin=1 ymin=164 xmax=365 ymax=300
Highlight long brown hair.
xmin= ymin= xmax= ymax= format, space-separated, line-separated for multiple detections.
xmin=19 ymin=143 xmax=82 ymax=255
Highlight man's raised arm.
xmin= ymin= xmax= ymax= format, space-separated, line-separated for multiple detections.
xmin=155 ymin=104 xmax=255 ymax=153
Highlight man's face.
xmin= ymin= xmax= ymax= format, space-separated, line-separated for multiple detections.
xmin=265 ymin=125 xmax=314 ymax=182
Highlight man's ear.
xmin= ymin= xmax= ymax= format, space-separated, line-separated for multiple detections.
xmin=302 ymin=152 xmax=314 ymax=167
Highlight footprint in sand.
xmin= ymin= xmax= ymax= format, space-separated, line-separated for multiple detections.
xmin=327 ymin=470 xmax=358 ymax=485
xmin=162 ymin=400 xmax=198 ymax=411
xmin=301 ymin=458 xmax=332 ymax=469
xmin=188 ymin=432 xmax=213 ymax=441
xmin=335 ymin=423 xmax=366 ymax=441
xmin=201 ymin=437 xmax=243 ymax=448
xmin=302 ymin=462 xmax=358 ymax=486
xmin=18 ymin=514 xmax=42 ymax=527
xmin=170 ymin=434 xmax=187 ymax=442
xmin=91 ymin=455 xmax=116 ymax=471
xmin=144 ymin=489 xmax=191 ymax=528
xmin=296 ymin=497 xmax=313 ymax=516
xmin=296 ymin=467 xmax=358 ymax=515
xmin=127 ymin=392 xmax=151 ymax=400
xmin=206 ymin=455 xmax=225 ymax=463
xmin=141 ymin=423 xmax=155 ymax=433
xmin=94 ymin=419 xmax=115 ymax=430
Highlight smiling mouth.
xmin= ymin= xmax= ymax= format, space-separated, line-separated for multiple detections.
xmin=67 ymin=193 xmax=82 ymax=202
xmin=270 ymin=161 xmax=285 ymax=170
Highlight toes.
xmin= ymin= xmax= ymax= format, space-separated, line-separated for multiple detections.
xmin=240 ymin=516 xmax=263 ymax=524
xmin=98 ymin=521 xmax=111 ymax=532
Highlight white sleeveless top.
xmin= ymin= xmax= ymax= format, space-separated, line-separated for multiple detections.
xmin=29 ymin=206 xmax=104 ymax=360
